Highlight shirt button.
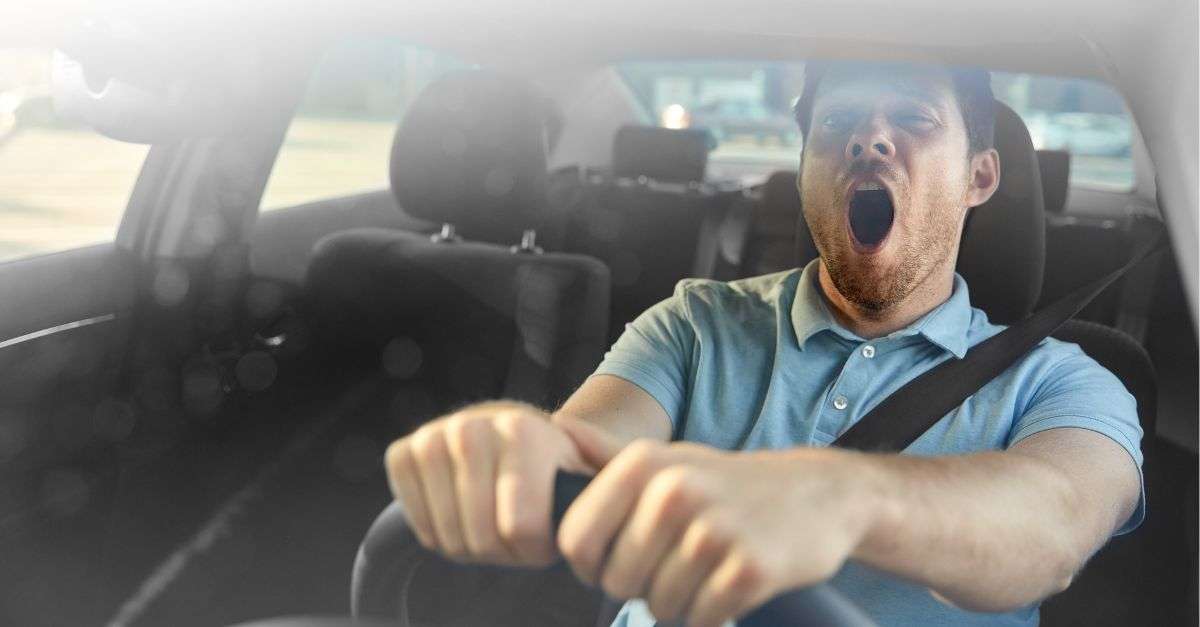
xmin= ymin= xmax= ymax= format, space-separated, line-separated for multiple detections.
xmin=833 ymin=395 xmax=849 ymax=410
xmin=862 ymin=345 xmax=876 ymax=358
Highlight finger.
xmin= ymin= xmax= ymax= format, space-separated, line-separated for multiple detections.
xmin=444 ymin=418 xmax=514 ymax=563
xmin=686 ymin=552 xmax=771 ymax=627
xmin=384 ymin=439 xmax=437 ymax=549
xmin=598 ymin=468 xmax=699 ymax=601
xmin=494 ymin=414 xmax=557 ymax=565
xmin=409 ymin=426 xmax=468 ymax=558
xmin=558 ymin=440 xmax=664 ymax=586
xmin=645 ymin=519 xmax=730 ymax=624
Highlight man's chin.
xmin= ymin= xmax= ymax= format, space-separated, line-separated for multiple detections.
xmin=824 ymin=255 xmax=902 ymax=310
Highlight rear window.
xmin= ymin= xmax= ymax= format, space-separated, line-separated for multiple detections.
xmin=617 ymin=62 xmax=1135 ymax=192
xmin=260 ymin=39 xmax=470 ymax=211
xmin=617 ymin=61 xmax=805 ymax=184
xmin=992 ymin=72 xmax=1133 ymax=191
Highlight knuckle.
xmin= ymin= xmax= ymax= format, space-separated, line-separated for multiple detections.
xmin=384 ymin=439 xmax=410 ymax=472
xmin=410 ymin=427 xmax=447 ymax=465
xmin=493 ymin=410 xmax=530 ymax=439
xmin=684 ymin=520 xmax=730 ymax=564
xmin=648 ymin=467 xmax=697 ymax=511
xmin=498 ymin=509 xmax=544 ymax=548
xmin=443 ymin=418 xmax=484 ymax=459
xmin=727 ymin=554 xmax=766 ymax=594
xmin=559 ymin=532 xmax=599 ymax=573
xmin=618 ymin=439 xmax=661 ymax=474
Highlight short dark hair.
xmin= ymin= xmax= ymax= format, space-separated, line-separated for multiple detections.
xmin=793 ymin=60 xmax=995 ymax=155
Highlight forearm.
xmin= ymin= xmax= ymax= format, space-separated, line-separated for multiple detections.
xmin=846 ymin=450 xmax=1093 ymax=611
xmin=805 ymin=435 xmax=1136 ymax=613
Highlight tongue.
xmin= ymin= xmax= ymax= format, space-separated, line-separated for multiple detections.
xmin=849 ymin=189 xmax=894 ymax=248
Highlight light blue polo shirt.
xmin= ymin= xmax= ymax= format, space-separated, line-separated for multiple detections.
xmin=592 ymin=260 xmax=1144 ymax=627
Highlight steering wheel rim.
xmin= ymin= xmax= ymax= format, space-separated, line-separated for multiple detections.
xmin=352 ymin=472 xmax=878 ymax=626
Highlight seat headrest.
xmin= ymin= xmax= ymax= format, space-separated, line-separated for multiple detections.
xmin=612 ymin=125 xmax=711 ymax=183
xmin=1036 ymin=149 xmax=1071 ymax=215
xmin=956 ymin=101 xmax=1045 ymax=323
xmin=390 ymin=70 xmax=555 ymax=243
xmin=789 ymin=100 xmax=1046 ymax=324
xmin=762 ymin=171 xmax=814 ymax=262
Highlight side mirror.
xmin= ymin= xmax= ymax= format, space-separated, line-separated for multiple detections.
xmin=51 ymin=17 xmax=261 ymax=144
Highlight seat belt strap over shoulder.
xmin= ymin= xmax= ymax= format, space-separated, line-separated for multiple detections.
xmin=832 ymin=230 xmax=1164 ymax=453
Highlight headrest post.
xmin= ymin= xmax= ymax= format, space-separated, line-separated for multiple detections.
xmin=510 ymin=229 xmax=543 ymax=254
xmin=431 ymin=223 xmax=462 ymax=244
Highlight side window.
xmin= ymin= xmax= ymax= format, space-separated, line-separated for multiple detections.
xmin=993 ymin=73 xmax=1135 ymax=191
xmin=0 ymin=49 xmax=149 ymax=263
xmin=617 ymin=62 xmax=807 ymax=184
xmin=259 ymin=39 xmax=469 ymax=211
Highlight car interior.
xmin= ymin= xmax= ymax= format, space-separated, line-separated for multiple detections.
xmin=0 ymin=2 xmax=1196 ymax=626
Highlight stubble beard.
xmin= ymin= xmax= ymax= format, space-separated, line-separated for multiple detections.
xmin=806 ymin=191 xmax=960 ymax=315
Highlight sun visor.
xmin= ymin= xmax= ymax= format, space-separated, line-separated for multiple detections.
xmin=51 ymin=18 xmax=262 ymax=144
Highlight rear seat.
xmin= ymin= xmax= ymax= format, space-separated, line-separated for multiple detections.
xmin=1036 ymin=149 xmax=1163 ymax=340
xmin=560 ymin=125 xmax=740 ymax=342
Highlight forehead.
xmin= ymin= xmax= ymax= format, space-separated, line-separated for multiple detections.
xmin=812 ymin=66 xmax=958 ymax=111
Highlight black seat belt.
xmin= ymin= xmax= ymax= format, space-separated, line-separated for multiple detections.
xmin=833 ymin=230 xmax=1164 ymax=452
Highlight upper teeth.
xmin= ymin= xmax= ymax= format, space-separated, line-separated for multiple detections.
xmin=856 ymin=182 xmax=884 ymax=191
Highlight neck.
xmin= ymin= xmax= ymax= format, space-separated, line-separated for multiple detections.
xmin=816 ymin=261 xmax=955 ymax=340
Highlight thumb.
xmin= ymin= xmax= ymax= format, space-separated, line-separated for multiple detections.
xmin=555 ymin=416 xmax=625 ymax=472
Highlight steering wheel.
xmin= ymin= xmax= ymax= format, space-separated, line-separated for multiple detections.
xmin=352 ymin=471 xmax=877 ymax=626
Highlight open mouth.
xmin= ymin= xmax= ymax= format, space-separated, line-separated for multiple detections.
xmin=848 ymin=182 xmax=895 ymax=252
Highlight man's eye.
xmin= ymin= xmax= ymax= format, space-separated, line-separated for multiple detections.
xmin=821 ymin=112 xmax=852 ymax=131
xmin=897 ymin=114 xmax=935 ymax=128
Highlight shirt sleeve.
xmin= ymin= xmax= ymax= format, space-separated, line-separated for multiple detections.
xmin=590 ymin=280 xmax=698 ymax=428
xmin=1006 ymin=344 xmax=1146 ymax=535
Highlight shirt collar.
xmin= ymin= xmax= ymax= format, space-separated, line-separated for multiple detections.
xmin=790 ymin=259 xmax=974 ymax=359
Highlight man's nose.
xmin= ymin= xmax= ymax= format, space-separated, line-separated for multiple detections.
xmin=845 ymin=120 xmax=896 ymax=162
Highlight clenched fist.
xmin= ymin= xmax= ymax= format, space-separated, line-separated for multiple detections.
xmin=384 ymin=401 xmax=597 ymax=567
xmin=554 ymin=435 xmax=884 ymax=627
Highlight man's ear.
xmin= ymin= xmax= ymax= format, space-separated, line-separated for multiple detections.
xmin=964 ymin=148 xmax=1000 ymax=208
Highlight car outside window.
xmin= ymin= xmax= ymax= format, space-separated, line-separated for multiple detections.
xmin=0 ymin=48 xmax=150 ymax=263
xmin=617 ymin=62 xmax=1135 ymax=192
xmin=259 ymin=39 xmax=470 ymax=211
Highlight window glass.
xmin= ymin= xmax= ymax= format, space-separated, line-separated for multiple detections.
xmin=617 ymin=61 xmax=806 ymax=185
xmin=0 ymin=49 xmax=149 ymax=263
xmin=260 ymin=39 xmax=470 ymax=211
xmin=993 ymin=73 xmax=1134 ymax=191
xmin=617 ymin=62 xmax=1136 ymax=192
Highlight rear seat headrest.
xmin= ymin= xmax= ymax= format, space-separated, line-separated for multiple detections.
xmin=761 ymin=171 xmax=816 ymax=263
xmin=788 ymin=100 xmax=1045 ymax=324
xmin=1036 ymin=149 xmax=1071 ymax=215
xmin=390 ymin=69 xmax=556 ymax=244
xmin=612 ymin=125 xmax=711 ymax=183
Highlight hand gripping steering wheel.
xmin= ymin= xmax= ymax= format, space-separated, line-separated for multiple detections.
xmin=351 ymin=471 xmax=877 ymax=626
